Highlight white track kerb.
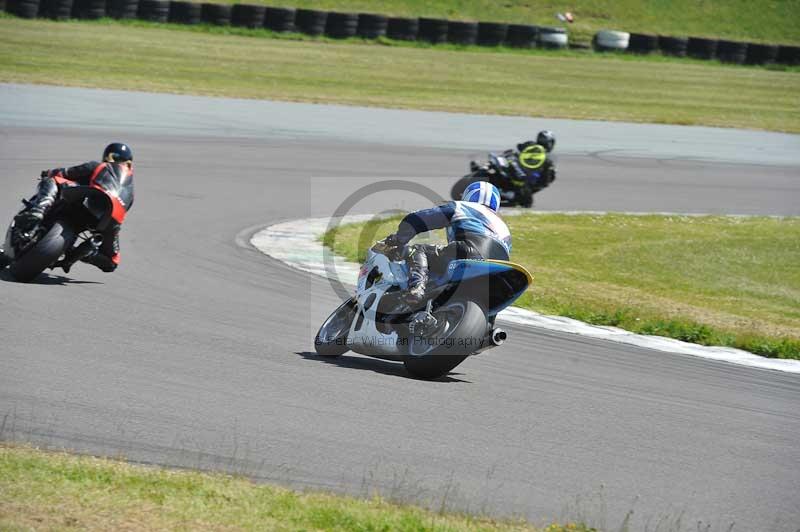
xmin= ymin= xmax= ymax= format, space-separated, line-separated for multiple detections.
xmin=252 ymin=216 xmax=800 ymax=374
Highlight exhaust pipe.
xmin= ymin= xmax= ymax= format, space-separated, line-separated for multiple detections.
xmin=491 ymin=328 xmax=507 ymax=346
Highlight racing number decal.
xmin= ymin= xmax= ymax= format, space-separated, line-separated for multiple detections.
xmin=518 ymin=144 xmax=546 ymax=170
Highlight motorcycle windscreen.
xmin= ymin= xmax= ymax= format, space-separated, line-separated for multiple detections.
xmin=444 ymin=259 xmax=531 ymax=315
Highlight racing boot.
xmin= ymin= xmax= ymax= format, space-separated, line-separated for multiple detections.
xmin=404 ymin=246 xmax=429 ymax=308
xmin=57 ymin=235 xmax=103 ymax=274
xmin=13 ymin=177 xmax=58 ymax=235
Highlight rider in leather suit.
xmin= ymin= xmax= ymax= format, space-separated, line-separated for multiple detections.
xmin=12 ymin=143 xmax=135 ymax=273
xmin=384 ymin=181 xmax=511 ymax=307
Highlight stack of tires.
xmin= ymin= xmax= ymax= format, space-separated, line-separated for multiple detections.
xmin=294 ymin=8 xmax=326 ymax=36
xmin=627 ymin=32 xmax=659 ymax=53
xmin=7 ymin=0 xmax=40 ymax=18
xmin=231 ymin=3 xmax=265 ymax=28
xmin=264 ymin=6 xmax=295 ymax=32
xmin=108 ymin=0 xmax=138 ymax=19
xmin=357 ymin=13 xmax=387 ymax=39
xmin=537 ymin=27 xmax=567 ymax=49
xmin=505 ymin=24 xmax=537 ymax=48
xmin=658 ymin=35 xmax=688 ymax=57
xmin=386 ymin=17 xmax=418 ymax=41
xmin=200 ymin=3 xmax=230 ymax=25
xmin=168 ymin=1 xmax=201 ymax=24
xmin=138 ymin=0 xmax=169 ymax=23
xmin=39 ymin=0 xmax=73 ymax=19
xmin=447 ymin=21 xmax=478 ymax=45
xmin=71 ymin=0 xmax=105 ymax=19
xmin=716 ymin=40 xmax=748 ymax=64
xmin=593 ymin=30 xmax=629 ymax=52
xmin=418 ymin=17 xmax=448 ymax=44
xmin=325 ymin=12 xmax=358 ymax=38
xmin=477 ymin=22 xmax=507 ymax=46
xmin=777 ymin=45 xmax=800 ymax=65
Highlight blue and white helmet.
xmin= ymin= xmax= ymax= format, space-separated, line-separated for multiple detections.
xmin=461 ymin=181 xmax=501 ymax=212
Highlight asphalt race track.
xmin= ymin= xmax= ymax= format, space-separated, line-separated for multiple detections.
xmin=2 ymin=86 xmax=799 ymax=531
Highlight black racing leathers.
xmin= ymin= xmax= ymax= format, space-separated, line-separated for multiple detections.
xmin=41 ymin=161 xmax=134 ymax=272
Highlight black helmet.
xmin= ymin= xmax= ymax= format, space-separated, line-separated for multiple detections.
xmin=536 ymin=130 xmax=555 ymax=152
xmin=102 ymin=143 xmax=133 ymax=163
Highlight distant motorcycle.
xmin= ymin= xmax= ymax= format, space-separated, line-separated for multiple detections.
xmin=314 ymin=239 xmax=532 ymax=379
xmin=0 ymin=176 xmax=132 ymax=282
xmin=450 ymin=147 xmax=553 ymax=208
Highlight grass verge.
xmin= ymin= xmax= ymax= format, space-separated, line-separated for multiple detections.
xmin=322 ymin=213 xmax=800 ymax=360
xmin=1 ymin=17 xmax=799 ymax=132
xmin=0 ymin=444 xmax=591 ymax=532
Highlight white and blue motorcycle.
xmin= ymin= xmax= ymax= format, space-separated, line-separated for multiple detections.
xmin=314 ymin=240 xmax=532 ymax=379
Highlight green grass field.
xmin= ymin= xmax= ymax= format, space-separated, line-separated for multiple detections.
xmin=322 ymin=213 xmax=800 ymax=360
xmin=0 ymin=445 xmax=591 ymax=532
xmin=2 ymin=17 xmax=799 ymax=132
xmin=167 ymin=0 xmax=800 ymax=45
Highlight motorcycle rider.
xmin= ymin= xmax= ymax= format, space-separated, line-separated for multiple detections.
xmin=10 ymin=142 xmax=135 ymax=273
xmin=479 ymin=130 xmax=557 ymax=207
xmin=384 ymin=181 xmax=511 ymax=311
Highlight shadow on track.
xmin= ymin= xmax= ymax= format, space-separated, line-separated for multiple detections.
xmin=295 ymin=352 xmax=471 ymax=383
xmin=0 ymin=269 xmax=102 ymax=286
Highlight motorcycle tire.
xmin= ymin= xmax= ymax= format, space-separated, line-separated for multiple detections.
xmin=9 ymin=221 xmax=76 ymax=283
xmin=314 ymin=297 xmax=357 ymax=357
xmin=404 ymin=300 xmax=487 ymax=379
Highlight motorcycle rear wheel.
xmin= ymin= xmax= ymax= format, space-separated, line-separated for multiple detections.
xmin=9 ymin=221 xmax=75 ymax=282
xmin=314 ymin=297 xmax=357 ymax=357
xmin=404 ymin=300 xmax=487 ymax=379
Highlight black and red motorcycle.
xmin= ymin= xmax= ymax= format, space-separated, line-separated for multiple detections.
xmin=450 ymin=147 xmax=556 ymax=208
xmin=0 ymin=173 xmax=132 ymax=282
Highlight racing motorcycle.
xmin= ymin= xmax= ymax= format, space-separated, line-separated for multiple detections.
xmin=450 ymin=147 xmax=551 ymax=208
xmin=0 ymin=174 xmax=132 ymax=282
xmin=314 ymin=240 xmax=532 ymax=379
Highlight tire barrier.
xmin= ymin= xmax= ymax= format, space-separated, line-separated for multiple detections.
xmin=477 ymin=22 xmax=507 ymax=46
xmin=7 ymin=0 xmax=40 ymax=18
xmin=537 ymin=26 xmax=568 ymax=49
xmin=505 ymin=24 xmax=537 ymax=48
xmin=71 ymin=0 xmax=105 ymax=19
xmin=356 ymin=13 xmax=388 ymax=39
xmin=687 ymin=37 xmax=717 ymax=60
xmin=138 ymin=0 xmax=168 ymax=22
xmin=295 ymin=8 xmax=327 ymax=36
xmin=628 ymin=32 xmax=658 ymax=53
xmin=39 ymin=0 xmax=72 ymax=19
xmin=745 ymin=43 xmax=778 ymax=65
xmin=264 ymin=6 xmax=295 ymax=32
xmin=776 ymin=45 xmax=800 ymax=65
xmin=658 ymin=35 xmax=688 ymax=57
xmin=231 ymin=3 xmax=265 ymax=28
xmin=168 ymin=0 xmax=200 ymax=24
xmin=386 ymin=17 xmax=418 ymax=41
xmin=108 ymin=0 xmax=138 ymax=19
xmin=593 ymin=29 xmax=629 ymax=51
xmin=4 ymin=0 xmax=794 ymax=70
xmin=447 ymin=21 xmax=478 ymax=46
xmin=325 ymin=12 xmax=358 ymax=39
xmin=418 ymin=17 xmax=448 ymax=44
xmin=200 ymin=2 xmax=230 ymax=25
xmin=716 ymin=40 xmax=748 ymax=64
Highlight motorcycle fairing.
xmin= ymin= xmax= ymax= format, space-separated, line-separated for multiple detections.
xmin=439 ymin=259 xmax=532 ymax=317
xmin=350 ymin=249 xmax=409 ymax=359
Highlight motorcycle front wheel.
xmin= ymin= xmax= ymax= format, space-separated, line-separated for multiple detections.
xmin=314 ymin=297 xmax=357 ymax=357
xmin=9 ymin=221 xmax=76 ymax=282
xmin=404 ymin=300 xmax=488 ymax=379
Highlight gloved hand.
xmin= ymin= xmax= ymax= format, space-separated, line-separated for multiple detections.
xmin=382 ymin=234 xmax=406 ymax=261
